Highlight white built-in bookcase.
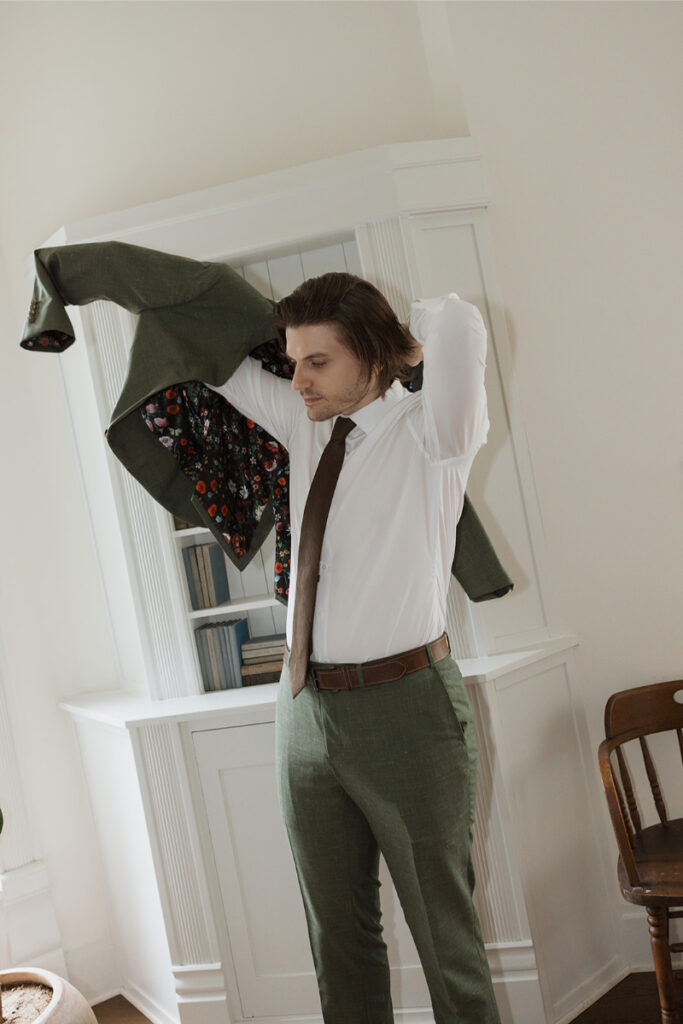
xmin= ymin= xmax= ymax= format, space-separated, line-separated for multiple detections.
xmin=48 ymin=140 xmax=554 ymax=701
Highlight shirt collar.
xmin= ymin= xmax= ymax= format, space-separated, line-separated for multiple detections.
xmin=335 ymin=378 xmax=406 ymax=438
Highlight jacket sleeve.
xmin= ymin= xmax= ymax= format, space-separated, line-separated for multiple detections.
xmin=452 ymin=495 xmax=513 ymax=601
xmin=19 ymin=241 xmax=276 ymax=423
xmin=21 ymin=241 xmax=222 ymax=352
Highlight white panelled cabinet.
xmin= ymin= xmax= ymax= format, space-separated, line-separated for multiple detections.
xmin=43 ymin=139 xmax=622 ymax=1023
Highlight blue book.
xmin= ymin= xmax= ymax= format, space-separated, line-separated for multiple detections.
xmin=206 ymin=625 xmax=223 ymax=690
xmin=183 ymin=547 xmax=201 ymax=610
xmin=226 ymin=618 xmax=249 ymax=687
xmin=207 ymin=544 xmax=230 ymax=605
xmin=216 ymin=622 xmax=233 ymax=690
xmin=206 ymin=621 xmax=237 ymax=690
xmin=195 ymin=625 xmax=212 ymax=691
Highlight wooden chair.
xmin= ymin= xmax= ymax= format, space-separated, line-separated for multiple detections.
xmin=598 ymin=679 xmax=683 ymax=1023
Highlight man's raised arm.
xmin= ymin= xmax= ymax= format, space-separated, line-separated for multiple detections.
xmin=409 ymin=293 xmax=489 ymax=464
xmin=203 ymin=354 xmax=303 ymax=450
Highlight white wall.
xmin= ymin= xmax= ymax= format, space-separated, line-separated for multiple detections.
xmin=0 ymin=0 xmax=680 ymax=997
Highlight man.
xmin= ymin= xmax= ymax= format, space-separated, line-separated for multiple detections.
xmin=204 ymin=272 xmax=501 ymax=1024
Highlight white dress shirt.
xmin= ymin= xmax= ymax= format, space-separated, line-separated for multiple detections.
xmin=203 ymin=293 xmax=489 ymax=663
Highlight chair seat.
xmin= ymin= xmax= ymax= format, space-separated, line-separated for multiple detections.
xmin=618 ymin=817 xmax=683 ymax=906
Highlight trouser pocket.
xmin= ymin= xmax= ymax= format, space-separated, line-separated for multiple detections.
xmin=433 ymin=655 xmax=475 ymax=744
xmin=432 ymin=655 xmax=479 ymax=832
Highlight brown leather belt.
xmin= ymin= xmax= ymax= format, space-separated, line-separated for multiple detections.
xmin=283 ymin=632 xmax=451 ymax=693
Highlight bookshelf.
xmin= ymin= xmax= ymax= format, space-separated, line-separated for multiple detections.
xmin=172 ymin=518 xmax=287 ymax=691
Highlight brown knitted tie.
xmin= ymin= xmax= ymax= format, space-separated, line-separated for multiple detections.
xmin=289 ymin=415 xmax=356 ymax=697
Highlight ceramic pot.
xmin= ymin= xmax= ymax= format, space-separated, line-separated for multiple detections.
xmin=0 ymin=967 xmax=98 ymax=1024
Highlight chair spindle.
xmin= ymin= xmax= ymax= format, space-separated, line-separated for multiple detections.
xmin=616 ymin=745 xmax=641 ymax=833
xmin=639 ymin=736 xmax=668 ymax=824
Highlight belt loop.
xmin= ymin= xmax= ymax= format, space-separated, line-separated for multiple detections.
xmin=356 ymin=662 xmax=365 ymax=687
xmin=426 ymin=639 xmax=436 ymax=668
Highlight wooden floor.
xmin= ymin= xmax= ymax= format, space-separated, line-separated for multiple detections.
xmin=569 ymin=970 xmax=678 ymax=1024
xmin=93 ymin=994 xmax=152 ymax=1023
xmin=93 ymin=972 xmax=680 ymax=1024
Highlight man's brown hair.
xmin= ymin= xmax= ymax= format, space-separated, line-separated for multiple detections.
xmin=270 ymin=272 xmax=416 ymax=396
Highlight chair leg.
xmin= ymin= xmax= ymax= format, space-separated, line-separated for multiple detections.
xmin=647 ymin=906 xmax=681 ymax=1024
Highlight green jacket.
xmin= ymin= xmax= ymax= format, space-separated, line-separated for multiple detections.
xmin=20 ymin=240 xmax=513 ymax=605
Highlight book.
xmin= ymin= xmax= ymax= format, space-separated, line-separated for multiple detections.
xmin=208 ymin=544 xmax=230 ymax=605
xmin=216 ymin=622 xmax=231 ymax=688
xmin=182 ymin=547 xmax=201 ymax=611
xmin=195 ymin=624 xmax=212 ymax=691
xmin=241 ymin=660 xmax=284 ymax=686
xmin=196 ymin=545 xmax=210 ymax=608
xmin=183 ymin=543 xmax=230 ymax=610
xmin=225 ymin=618 xmax=250 ymax=686
xmin=241 ymin=632 xmax=286 ymax=663
xmin=206 ymin=623 xmax=221 ymax=690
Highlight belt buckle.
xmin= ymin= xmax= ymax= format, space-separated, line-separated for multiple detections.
xmin=313 ymin=664 xmax=356 ymax=693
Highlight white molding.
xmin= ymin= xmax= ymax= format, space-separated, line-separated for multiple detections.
xmin=58 ymin=302 xmax=202 ymax=699
xmin=0 ymin=863 xmax=66 ymax=976
xmin=116 ymin=944 xmax=546 ymax=1024
xmin=467 ymin=685 xmax=532 ymax=945
xmin=551 ymin=957 xmax=626 ymax=1024
xmin=0 ymin=628 xmax=39 ymax=872
xmin=57 ymin=640 xmax=581 ymax=730
xmin=130 ymin=722 xmax=221 ymax=966
xmin=142 ymin=941 xmax=546 ymax=1024
xmin=0 ymin=860 xmax=51 ymax=902
xmin=0 ymin=632 xmax=67 ymax=976
xmin=121 ymin=979 xmax=180 ymax=1024
xmin=33 ymin=139 xmax=488 ymax=261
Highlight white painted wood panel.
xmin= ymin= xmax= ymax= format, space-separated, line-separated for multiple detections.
xmin=402 ymin=210 xmax=552 ymax=653
xmin=489 ymin=656 xmax=618 ymax=1022
xmin=194 ymin=722 xmax=319 ymax=1018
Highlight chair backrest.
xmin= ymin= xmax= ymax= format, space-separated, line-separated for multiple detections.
xmin=600 ymin=680 xmax=683 ymax=860
xmin=605 ymin=679 xmax=683 ymax=741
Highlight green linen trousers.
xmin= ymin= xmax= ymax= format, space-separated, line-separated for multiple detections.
xmin=275 ymin=641 xmax=501 ymax=1024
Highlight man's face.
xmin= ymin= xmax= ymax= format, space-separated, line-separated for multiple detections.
xmin=285 ymin=322 xmax=382 ymax=421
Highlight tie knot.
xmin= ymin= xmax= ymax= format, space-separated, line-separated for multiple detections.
xmin=331 ymin=416 xmax=355 ymax=442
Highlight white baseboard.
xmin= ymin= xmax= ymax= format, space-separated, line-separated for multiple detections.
xmin=550 ymin=956 xmax=626 ymax=1024
xmin=64 ymin=934 xmax=121 ymax=1006
xmin=122 ymin=979 xmax=180 ymax=1024
xmin=121 ymin=947 xmax=548 ymax=1024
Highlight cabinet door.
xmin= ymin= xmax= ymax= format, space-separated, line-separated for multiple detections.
xmin=193 ymin=721 xmax=321 ymax=1017
xmin=192 ymin=721 xmax=436 ymax=1019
